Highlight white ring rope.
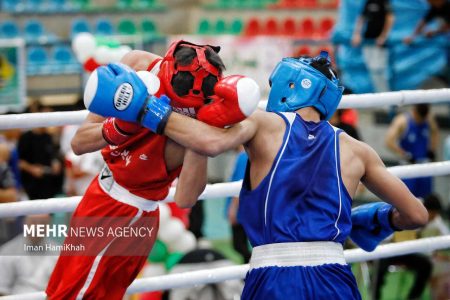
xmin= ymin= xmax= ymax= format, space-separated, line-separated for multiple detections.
xmin=0 ymin=89 xmax=448 ymax=130
xmin=0 ymin=161 xmax=449 ymax=218
xmin=1 ymin=235 xmax=449 ymax=300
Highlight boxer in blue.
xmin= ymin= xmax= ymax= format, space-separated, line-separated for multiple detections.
xmin=84 ymin=52 xmax=428 ymax=299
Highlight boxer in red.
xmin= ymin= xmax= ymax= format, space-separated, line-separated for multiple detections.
xmin=46 ymin=40 xmax=260 ymax=299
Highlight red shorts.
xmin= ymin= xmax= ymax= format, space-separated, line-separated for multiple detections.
xmin=46 ymin=178 xmax=160 ymax=300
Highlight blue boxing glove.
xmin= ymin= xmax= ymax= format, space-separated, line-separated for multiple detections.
xmin=84 ymin=63 xmax=171 ymax=134
xmin=350 ymin=202 xmax=397 ymax=252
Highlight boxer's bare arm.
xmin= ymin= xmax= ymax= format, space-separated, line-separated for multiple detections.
xmin=163 ymin=110 xmax=265 ymax=157
xmin=71 ymin=113 xmax=107 ymax=155
xmin=174 ymin=150 xmax=207 ymax=208
xmin=358 ymin=141 xmax=428 ymax=229
xmin=71 ymin=50 xmax=161 ymax=155
xmin=120 ymin=50 xmax=161 ymax=71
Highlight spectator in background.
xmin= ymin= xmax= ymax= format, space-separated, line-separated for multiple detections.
xmin=420 ymin=194 xmax=449 ymax=238
xmin=352 ymin=0 xmax=395 ymax=92
xmin=329 ymin=110 xmax=362 ymax=141
xmin=0 ymin=129 xmax=22 ymax=190
xmin=225 ymin=146 xmax=251 ymax=263
xmin=0 ymin=142 xmax=19 ymax=245
xmin=18 ymin=102 xmax=63 ymax=200
xmin=0 ymin=214 xmax=58 ymax=296
xmin=420 ymin=194 xmax=450 ymax=300
xmin=385 ymin=104 xmax=439 ymax=198
xmin=60 ymin=125 xmax=103 ymax=196
xmin=0 ymin=143 xmax=17 ymax=204
xmin=403 ymin=0 xmax=450 ymax=45
xmin=374 ymin=194 xmax=442 ymax=300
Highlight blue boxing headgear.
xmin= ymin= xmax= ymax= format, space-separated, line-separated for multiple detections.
xmin=266 ymin=51 xmax=344 ymax=120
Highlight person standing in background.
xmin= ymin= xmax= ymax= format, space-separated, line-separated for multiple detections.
xmin=385 ymin=104 xmax=439 ymax=198
xmin=403 ymin=0 xmax=450 ymax=45
xmin=352 ymin=0 xmax=395 ymax=92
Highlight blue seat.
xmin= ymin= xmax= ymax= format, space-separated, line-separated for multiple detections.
xmin=25 ymin=0 xmax=44 ymax=12
xmin=24 ymin=20 xmax=58 ymax=43
xmin=0 ymin=21 xmax=20 ymax=39
xmin=48 ymin=0 xmax=72 ymax=12
xmin=71 ymin=18 xmax=91 ymax=37
xmin=51 ymin=46 xmax=81 ymax=74
xmin=95 ymin=18 xmax=114 ymax=36
xmin=3 ymin=0 xmax=25 ymax=12
xmin=27 ymin=46 xmax=50 ymax=75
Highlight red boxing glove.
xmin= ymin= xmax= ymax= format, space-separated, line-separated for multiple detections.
xmin=197 ymin=75 xmax=260 ymax=127
xmin=102 ymin=117 xmax=141 ymax=145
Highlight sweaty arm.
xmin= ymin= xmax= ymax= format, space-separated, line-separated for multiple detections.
xmin=163 ymin=110 xmax=261 ymax=157
xmin=72 ymin=50 xmax=160 ymax=155
xmin=361 ymin=143 xmax=428 ymax=229
xmin=174 ymin=150 xmax=207 ymax=208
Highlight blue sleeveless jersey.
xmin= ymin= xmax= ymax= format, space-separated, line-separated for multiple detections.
xmin=399 ymin=114 xmax=430 ymax=160
xmin=238 ymin=112 xmax=353 ymax=247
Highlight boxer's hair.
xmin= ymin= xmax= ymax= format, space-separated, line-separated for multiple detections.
xmin=298 ymin=55 xmax=338 ymax=81
xmin=171 ymin=46 xmax=226 ymax=101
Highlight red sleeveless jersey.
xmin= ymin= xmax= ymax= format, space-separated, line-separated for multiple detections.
xmin=101 ymin=128 xmax=182 ymax=200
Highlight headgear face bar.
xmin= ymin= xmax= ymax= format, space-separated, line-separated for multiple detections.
xmin=158 ymin=40 xmax=223 ymax=109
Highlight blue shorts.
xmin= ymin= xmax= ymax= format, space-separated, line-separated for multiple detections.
xmin=241 ymin=263 xmax=361 ymax=300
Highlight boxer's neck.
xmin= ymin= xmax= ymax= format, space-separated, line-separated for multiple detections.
xmin=296 ymin=107 xmax=321 ymax=123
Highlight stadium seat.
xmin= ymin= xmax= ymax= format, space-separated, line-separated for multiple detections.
xmin=27 ymin=46 xmax=50 ymax=75
xmin=51 ymin=46 xmax=81 ymax=73
xmin=299 ymin=17 xmax=315 ymax=39
xmin=116 ymin=0 xmax=132 ymax=9
xmin=276 ymin=0 xmax=299 ymax=8
xmin=282 ymin=18 xmax=296 ymax=36
xmin=95 ymin=18 xmax=114 ymax=36
xmin=0 ymin=21 xmax=20 ymax=39
xmin=299 ymin=0 xmax=317 ymax=8
xmin=294 ymin=45 xmax=312 ymax=57
xmin=230 ymin=19 xmax=243 ymax=35
xmin=48 ymin=0 xmax=71 ymax=12
xmin=135 ymin=0 xmax=156 ymax=9
xmin=3 ymin=0 xmax=25 ymax=12
xmin=214 ymin=19 xmax=227 ymax=34
xmin=318 ymin=17 xmax=334 ymax=39
xmin=141 ymin=19 xmax=158 ymax=37
xmin=244 ymin=18 xmax=261 ymax=36
xmin=25 ymin=0 xmax=44 ymax=12
xmin=264 ymin=18 xmax=279 ymax=36
xmin=71 ymin=18 xmax=91 ymax=38
xmin=71 ymin=0 xmax=89 ymax=10
xmin=117 ymin=19 xmax=137 ymax=35
xmin=197 ymin=19 xmax=211 ymax=35
xmin=24 ymin=20 xmax=57 ymax=43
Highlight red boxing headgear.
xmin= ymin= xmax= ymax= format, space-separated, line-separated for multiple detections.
xmin=158 ymin=40 xmax=223 ymax=109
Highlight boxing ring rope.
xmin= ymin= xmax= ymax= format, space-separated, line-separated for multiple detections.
xmin=1 ymin=235 xmax=449 ymax=300
xmin=0 ymin=161 xmax=449 ymax=218
xmin=0 ymin=88 xmax=449 ymax=299
xmin=0 ymin=88 xmax=448 ymax=130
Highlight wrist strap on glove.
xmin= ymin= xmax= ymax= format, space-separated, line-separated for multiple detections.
xmin=140 ymin=95 xmax=172 ymax=134
xmin=102 ymin=118 xmax=133 ymax=146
